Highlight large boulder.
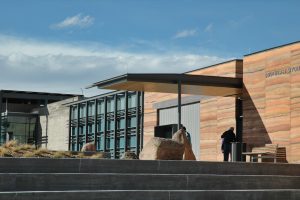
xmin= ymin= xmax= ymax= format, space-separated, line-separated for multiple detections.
xmin=81 ymin=142 xmax=96 ymax=152
xmin=139 ymin=128 xmax=197 ymax=161
xmin=183 ymin=142 xmax=196 ymax=160
xmin=139 ymin=137 xmax=184 ymax=160
xmin=172 ymin=128 xmax=196 ymax=161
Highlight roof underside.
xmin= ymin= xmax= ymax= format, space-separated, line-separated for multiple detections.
xmin=88 ymin=73 xmax=243 ymax=97
xmin=0 ymin=90 xmax=80 ymax=100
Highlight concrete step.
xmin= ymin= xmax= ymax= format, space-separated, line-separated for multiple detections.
xmin=0 ymin=158 xmax=299 ymax=175
xmin=0 ymin=190 xmax=299 ymax=200
xmin=1 ymin=173 xmax=300 ymax=191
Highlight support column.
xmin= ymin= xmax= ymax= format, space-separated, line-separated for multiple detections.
xmin=76 ymin=104 xmax=80 ymax=151
xmin=124 ymin=92 xmax=128 ymax=152
xmin=103 ymin=97 xmax=107 ymax=152
xmin=135 ymin=91 xmax=140 ymax=155
xmin=68 ymin=106 xmax=72 ymax=151
xmin=85 ymin=103 xmax=89 ymax=144
xmin=114 ymin=95 xmax=118 ymax=158
xmin=177 ymin=80 xmax=182 ymax=130
xmin=0 ymin=93 xmax=2 ymax=144
xmin=44 ymin=98 xmax=48 ymax=148
xmin=140 ymin=92 xmax=144 ymax=150
xmin=235 ymin=96 xmax=244 ymax=161
xmin=235 ymin=96 xmax=243 ymax=142
xmin=94 ymin=100 xmax=98 ymax=148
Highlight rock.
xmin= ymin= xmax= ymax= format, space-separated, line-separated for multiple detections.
xmin=172 ymin=129 xmax=186 ymax=144
xmin=183 ymin=142 xmax=196 ymax=160
xmin=81 ymin=142 xmax=96 ymax=152
xmin=172 ymin=128 xmax=196 ymax=161
xmin=121 ymin=151 xmax=139 ymax=160
xmin=139 ymin=128 xmax=197 ymax=161
xmin=139 ymin=137 xmax=184 ymax=160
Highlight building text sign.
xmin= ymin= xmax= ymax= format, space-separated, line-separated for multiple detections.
xmin=265 ymin=66 xmax=300 ymax=78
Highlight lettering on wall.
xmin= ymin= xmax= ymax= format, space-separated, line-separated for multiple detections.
xmin=265 ymin=66 xmax=300 ymax=78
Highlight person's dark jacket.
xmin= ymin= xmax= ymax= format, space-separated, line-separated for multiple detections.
xmin=221 ymin=130 xmax=236 ymax=144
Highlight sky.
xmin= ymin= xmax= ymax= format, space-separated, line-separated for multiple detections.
xmin=0 ymin=0 xmax=300 ymax=97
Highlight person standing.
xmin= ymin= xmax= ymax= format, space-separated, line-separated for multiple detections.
xmin=221 ymin=127 xmax=236 ymax=161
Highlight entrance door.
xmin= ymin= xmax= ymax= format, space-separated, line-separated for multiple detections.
xmin=158 ymin=103 xmax=200 ymax=159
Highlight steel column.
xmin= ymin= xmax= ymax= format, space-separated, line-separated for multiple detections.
xmin=235 ymin=96 xmax=244 ymax=162
xmin=76 ymin=105 xmax=80 ymax=151
xmin=0 ymin=93 xmax=2 ymax=144
xmin=235 ymin=96 xmax=243 ymax=142
xmin=94 ymin=100 xmax=98 ymax=148
xmin=103 ymin=97 xmax=107 ymax=152
xmin=177 ymin=80 xmax=182 ymax=130
xmin=135 ymin=91 xmax=140 ymax=155
xmin=44 ymin=98 xmax=48 ymax=148
xmin=140 ymin=92 xmax=144 ymax=150
xmin=85 ymin=103 xmax=89 ymax=143
xmin=68 ymin=106 xmax=72 ymax=151
xmin=124 ymin=91 xmax=128 ymax=152
xmin=114 ymin=94 xmax=118 ymax=158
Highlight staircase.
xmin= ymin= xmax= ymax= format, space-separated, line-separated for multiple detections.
xmin=0 ymin=158 xmax=299 ymax=200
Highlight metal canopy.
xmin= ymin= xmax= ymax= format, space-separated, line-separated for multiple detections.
xmin=87 ymin=73 xmax=243 ymax=97
xmin=87 ymin=73 xmax=243 ymax=131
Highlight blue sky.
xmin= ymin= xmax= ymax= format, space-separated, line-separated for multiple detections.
xmin=0 ymin=0 xmax=300 ymax=96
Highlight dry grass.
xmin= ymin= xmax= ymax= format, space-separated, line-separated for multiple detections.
xmin=0 ymin=140 xmax=106 ymax=159
xmin=52 ymin=151 xmax=74 ymax=158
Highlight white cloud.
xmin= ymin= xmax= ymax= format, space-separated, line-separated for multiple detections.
xmin=227 ymin=16 xmax=252 ymax=29
xmin=204 ymin=23 xmax=213 ymax=32
xmin=0 ymin=34 xmax=228 ymax=96
xmin=173 ymin=29 xmax=197 ymax=39
xmin=51 ymin=14 xmax=94 ymax=29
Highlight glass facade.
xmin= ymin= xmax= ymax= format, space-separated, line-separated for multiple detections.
xmin=0 ymin=112 xmax=39 ymax=145
xmin=69 ymin=91 xmax=143 ymax=158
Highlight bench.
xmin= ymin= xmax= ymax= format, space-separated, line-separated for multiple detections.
xmin=242 ymin=144 xmax=286 ymax=163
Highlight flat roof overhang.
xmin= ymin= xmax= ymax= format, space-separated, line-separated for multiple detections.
xmin=0 ymin=90 xmax=80 ymax=101
xmin=87 ymin=73 xmax=243 ymax=97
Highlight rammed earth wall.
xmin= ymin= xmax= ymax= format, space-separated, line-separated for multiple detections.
xmin=243 ymin=42 xmax=300 ymax=163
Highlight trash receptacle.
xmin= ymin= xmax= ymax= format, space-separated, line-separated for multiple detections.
xmin=231 ymin=142 xmax=238 ymax=162
xmin=231 ymin=142 xmax=246 ymax=162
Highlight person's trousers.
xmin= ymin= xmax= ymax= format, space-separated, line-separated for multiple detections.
xmin=223 ymin=143 xmax=231 ymax=161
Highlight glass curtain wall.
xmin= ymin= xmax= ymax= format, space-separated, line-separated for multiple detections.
xmin=0 ymin=113 xmax=38 ymax=145
xmin=69 ymin=91 xmax=143 ymax=159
